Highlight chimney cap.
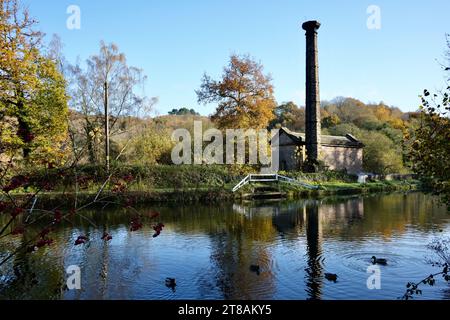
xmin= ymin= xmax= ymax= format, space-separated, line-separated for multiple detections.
xmin=302 ymin=20 xmax=321 ymax=32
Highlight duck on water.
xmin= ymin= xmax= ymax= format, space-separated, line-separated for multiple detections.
xmin=371 ymin=256 xmax=387 ymax=265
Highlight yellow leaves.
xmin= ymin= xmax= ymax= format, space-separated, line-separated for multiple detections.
xmin=373 ymin=105 xmax=391 ymax=122
xmin=128 ymin=125 xmax=174 ymax=165
xmin=0 ymin=1 xmax=69 ymax=163
xmin=389 ymin=118 xmax=405 ymax=130
xmin=87 ymin=127 xmax=103 ymax=145
xmin=0 ymin=115 xmax=22 ymax=148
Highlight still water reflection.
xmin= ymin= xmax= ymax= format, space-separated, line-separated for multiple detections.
xmin=0 ymin=192 xmax=449 ymax=300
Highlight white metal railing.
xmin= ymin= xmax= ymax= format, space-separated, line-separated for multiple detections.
xmin=232 ymin=174 xmax=318 ymax=192
xmin=232 ymin=175 xmax=251 ymax=192
xmin=277 ymin=174 xmax=319 ymax=190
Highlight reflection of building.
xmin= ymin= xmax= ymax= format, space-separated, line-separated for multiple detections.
xmin=319 ymin=198 xmax=365 ymax=230
xmin=271 ymin=204 xmax=305 ymax=234
xmin=232 ymin=197 xmax=365 ymax=300
xmin=233 ymin=199 xmax=365 ymax=238
xmin=232 ymin=204 xmax=279 ymax=218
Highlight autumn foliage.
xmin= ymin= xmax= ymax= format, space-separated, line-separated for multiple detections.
xmin=197 ymin=54 xmax=276 ymax=129
xmin=0 ymin=0 xmax=69 ymax=164
xmin=406 ymin=88 xmax=450 ymax=207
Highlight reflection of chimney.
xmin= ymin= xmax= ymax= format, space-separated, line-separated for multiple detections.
xmin=302 ymin=21 xmax=321 ymax=163
xmin=305 ymin=202 xmax=323 ymax=300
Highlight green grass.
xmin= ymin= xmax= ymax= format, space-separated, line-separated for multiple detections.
xmin=236 ymin=179 xmax=419 ymax=199
xmin=8 ymin=164 xmax=421 ymax=204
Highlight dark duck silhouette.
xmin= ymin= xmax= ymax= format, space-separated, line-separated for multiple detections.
xmin=324 ymin=273 xmax=338 ymax=282
xmin=371 ymin=256 xmax=387 ymax=265
xmin=165 ymin=278 xmax=177 ymax=291
xmin=250 ymin=265 xmax=261 ymax=275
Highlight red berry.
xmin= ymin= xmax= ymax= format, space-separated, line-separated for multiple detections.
xmin=39 ymin=228 xmax=51 ymax=237
xmin=101 ymin=232 xmax=112 ymax=241
xmin=35 ymin=238 xmax=53 ymax=248
xmin=0 ymin=201 xmax=8 ymax=213
xmin=130 ymin=218 xmax=143 ymax=232
xmin=11 ymin=207 xmax=24 ymax=218
xmin=12 ymin=226 xmax=25 ymax=235
xmin=150 ymin=211 xmax=160 ymax=219
xmin=53 ymin=210 xmax=63 ymax=224
xmin=74 ymin=239 xmax=85 ymax=246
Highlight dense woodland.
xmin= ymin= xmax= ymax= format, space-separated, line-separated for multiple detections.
xmin=66 ymin=97 xmax=420 ymax=175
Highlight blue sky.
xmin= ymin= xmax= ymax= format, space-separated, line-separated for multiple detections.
xmin=25 ymin=0 xmax=449 ymax=115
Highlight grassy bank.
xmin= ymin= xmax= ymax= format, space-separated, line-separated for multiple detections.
xmin=279 ymin=179 xmax=420 ymax=198
xmin=7 ymin=165 xmax=421 ymax=206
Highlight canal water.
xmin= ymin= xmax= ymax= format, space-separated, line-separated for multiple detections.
xmin=0 ymin=192 xmax=449 ymax=300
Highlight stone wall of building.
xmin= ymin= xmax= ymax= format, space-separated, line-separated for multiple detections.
xmin=321 ymin=146 xmax=363 ymax=174
xmin=275 ymin=131 xmax=305 ymax=171
xmin=279 ymin=145 xmax=299 ymax=171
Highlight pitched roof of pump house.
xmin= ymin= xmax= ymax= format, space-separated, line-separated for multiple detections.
xmin=278 ymin=127 xmax=364 ymax=149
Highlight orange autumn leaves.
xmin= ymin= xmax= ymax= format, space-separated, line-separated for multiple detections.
xmin=197 ymin=54 xmax=276 ymax=130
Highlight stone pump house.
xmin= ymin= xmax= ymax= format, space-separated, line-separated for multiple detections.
xmin=275 ymin=127 xmax=364 ymax=174
xmin=275 ymin=20 xmax=364 ymax=174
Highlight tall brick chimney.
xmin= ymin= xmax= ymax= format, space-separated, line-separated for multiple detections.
xmin=302 ymin=20 xmax=321 ymax=165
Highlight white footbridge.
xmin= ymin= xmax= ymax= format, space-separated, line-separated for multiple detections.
xmin=232 ymin=174 xmax=319 ymax=193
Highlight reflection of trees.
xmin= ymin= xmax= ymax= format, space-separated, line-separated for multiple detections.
xmin=1 ymin=234 xmax=36 ymax=299
xmin=99 ymin=225 xmax=110 ymax=299
xmin=207 ymin=204 xmax=277 ymax=299
xmin=0 ymin=232 xmax=64 ymax=300
xmin=1 ymin=193 xmax=448 ymax=299
xmin=319 ymin=193 xmax=447 ymax=239
xmin=208 ymin=201 xmax=324 ymax=300
xmin=442 ymin=287 xmax=450 ymax=300
xmin=271 ymin=202 xmax=305 ymax=237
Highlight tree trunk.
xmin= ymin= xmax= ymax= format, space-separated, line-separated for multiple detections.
xmin=17 ymin=101 xmax=32 ymax=159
